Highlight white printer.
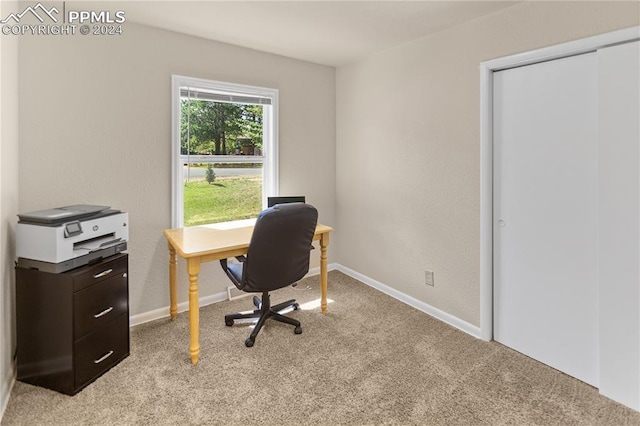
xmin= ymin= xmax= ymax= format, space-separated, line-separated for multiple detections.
xmin=16 ymin=204 xmax=128 ymax=273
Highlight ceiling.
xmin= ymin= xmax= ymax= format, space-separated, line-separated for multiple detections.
xmin=79 ymin=1 xmax=520 ymax=67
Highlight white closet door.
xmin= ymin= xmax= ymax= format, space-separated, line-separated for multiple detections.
xmin=598 ymin=40 xmax=640 ymax=408
xmin=493 ymin=53 xmax=599 ymax=386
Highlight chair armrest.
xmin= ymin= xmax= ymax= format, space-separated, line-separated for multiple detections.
xmin=220 ymin=256 xmax=247 ymax=272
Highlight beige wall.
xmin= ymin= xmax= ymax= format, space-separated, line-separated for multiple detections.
xmin=335 ymin=1 xmax=640 ymax=327
xmin=18 ymin=23 xmax=336 ymax=317
xmin=1 ymin=1 xmax=20 ymax=417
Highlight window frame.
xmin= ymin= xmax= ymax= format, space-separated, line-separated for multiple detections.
xmin=171 ymin=75 xmax=279 ymax=228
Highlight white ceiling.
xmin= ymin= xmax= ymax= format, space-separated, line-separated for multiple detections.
xmin=80 ymin=1 xmax=520 ymax=66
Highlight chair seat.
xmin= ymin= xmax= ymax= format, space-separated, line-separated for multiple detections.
xmin=227 ymin=262 xmax=243 ymax=284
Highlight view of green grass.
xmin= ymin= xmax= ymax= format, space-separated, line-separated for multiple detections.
xmin=184 ymin=176 xmax=262 ymax=226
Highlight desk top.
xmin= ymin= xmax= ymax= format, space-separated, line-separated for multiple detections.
xmin=164 ymin=223 xmax=333 ymax=258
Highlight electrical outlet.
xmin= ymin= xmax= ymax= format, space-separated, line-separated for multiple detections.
xmin=425 ymin=270 xmax=435 ymax=287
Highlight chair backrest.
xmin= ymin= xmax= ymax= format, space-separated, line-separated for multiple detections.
xmin=242 ymin=203 xmax=318 ymax=292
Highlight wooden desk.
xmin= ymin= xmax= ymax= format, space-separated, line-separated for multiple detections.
xmin=163 ymin=222 xmax=333 ymax=364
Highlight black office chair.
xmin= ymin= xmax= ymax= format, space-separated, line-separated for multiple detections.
xmin=220 ymin=203 xmax=318 ymax=347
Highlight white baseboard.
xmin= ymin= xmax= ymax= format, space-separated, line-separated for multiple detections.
xmin=334 ymin=264 xmax=482 ymax=339
xmin=306 ymin=262 xmax=339 ymax=277
xmin=130 ymin=292 xmax=228 ymax=327
xmin=129 ymin=263 xmax=340 ymax=327
xmin=1 ymin=360 xmax=16 ymax=422
xmin=128 ymin=262 xmax=479 ymax=339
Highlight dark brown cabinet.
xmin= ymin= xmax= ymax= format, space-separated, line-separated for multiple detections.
xmin=15 ymin=253 xmax=130 ymax=395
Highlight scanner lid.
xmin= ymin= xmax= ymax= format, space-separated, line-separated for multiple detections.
xmin=18 ymin=204 xmax=113 ymax=225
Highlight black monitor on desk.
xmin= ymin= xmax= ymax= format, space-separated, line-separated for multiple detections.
xmin=267 ymin=196 xmax=305 ymax=207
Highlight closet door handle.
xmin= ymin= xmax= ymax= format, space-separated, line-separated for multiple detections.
xmin=93 ymin=269 xmax=113 ymax=279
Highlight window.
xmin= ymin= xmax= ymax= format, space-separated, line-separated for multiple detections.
xmin=171 ymin=76 xmax=278 ymax=227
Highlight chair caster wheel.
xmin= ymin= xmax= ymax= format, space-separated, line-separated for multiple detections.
xmin=294 ymin=326 xmax=302 ymax=335
xmin=225 ymin=319 xmax=234 ymax=326
xmin=245 ymin=338 xmax=255 ymax=347
xmin=293 ymin=303 xmax=299 ymax=310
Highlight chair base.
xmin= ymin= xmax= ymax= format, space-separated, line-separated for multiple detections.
xmin=225 ymin=292 xmax=301 ymax=347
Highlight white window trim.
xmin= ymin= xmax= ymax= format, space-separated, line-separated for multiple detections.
xmin=171 ymin=75 xmax=279 ymax=228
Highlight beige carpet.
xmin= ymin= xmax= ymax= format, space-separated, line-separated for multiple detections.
xmin=3 ymin=271 xmax=640 ymax=425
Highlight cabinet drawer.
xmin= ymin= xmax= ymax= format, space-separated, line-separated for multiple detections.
xmin=72 ymin=254 xmax=128 ymax=292
xmin=75 ymin=313 xmax=129 ymax=389
xmin=74 ymin=272 xmax=128 ymax=338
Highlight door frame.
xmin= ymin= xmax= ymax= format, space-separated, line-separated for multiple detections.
xmin=479 ymin=26 xmax=640 ymax=341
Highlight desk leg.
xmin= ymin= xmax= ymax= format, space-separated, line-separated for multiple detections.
xmin=168 ymin=243 xmax=178 ymax=320
xmin=320 ymin=233 xmax=329 ymax=315
xmin=187 ymin=258 xmax=201 ymax=365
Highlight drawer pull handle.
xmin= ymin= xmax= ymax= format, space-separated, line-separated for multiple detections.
xmin=94 ymin=350 xmax=114 ymax=364
xmin=93 ymin=269 xmax=113 ymax=279
xmin=94 ymin=306 xmax=114 ymax=318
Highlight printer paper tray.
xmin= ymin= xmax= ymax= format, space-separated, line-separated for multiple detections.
xmin=73 ymin=234 xmax=122 ymax=253
xmin=17 ymin=242 xmax=127 ymax=274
